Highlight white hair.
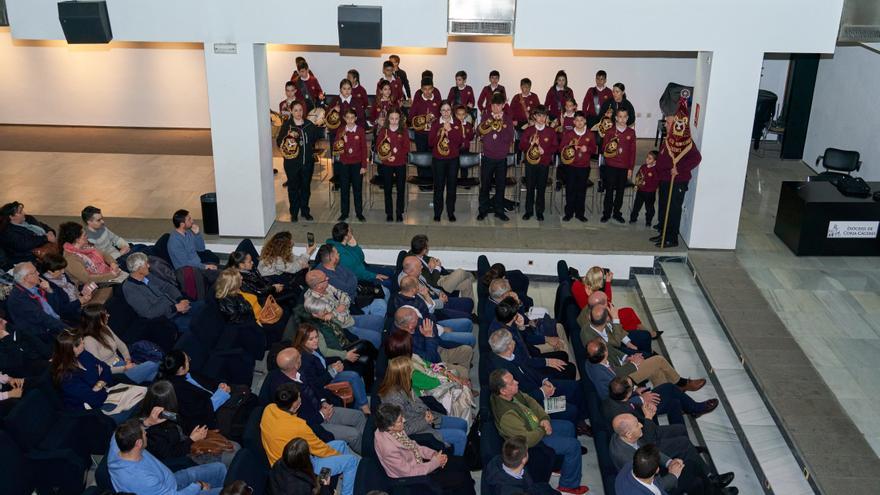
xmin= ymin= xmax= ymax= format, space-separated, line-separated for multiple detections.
xmin=12 ymin=262 xmax=34 ymax=284
xmin=489 ymin=328 xmax=514 ymax=355
xmin=126 ymin=252 xmax=149 ymax=273
xmin=489 ymin=278 xmax=512 ymax=301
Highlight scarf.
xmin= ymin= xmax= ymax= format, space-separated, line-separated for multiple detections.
xmin=63 ymin=242 xmax=111 ymax=274
xmin=391 ymin=430 xmax=424 ymax=464
xmin=16 ymin=221 xmax=46 ymax=236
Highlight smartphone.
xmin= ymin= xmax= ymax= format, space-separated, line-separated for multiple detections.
xmin=319 ymin=467 xmax=331 ymax=484
xmin=159 ymin=410 xmax=179 ymax=422
xmin=307 ymin=232 xmax=315 ymax=247
xmin=603 ymin=268 xmax=610 ymax=276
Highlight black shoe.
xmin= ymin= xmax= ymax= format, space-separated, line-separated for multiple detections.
xmin=448 ymin=214 xmax=456 ymax=222
xmin=597 ymin=181 xmax=605 ymax=193
xmin=495 ymin=213 xmax=510 ymax=221
xmin=434 ymin=215 xmax=441 ymax=222
xmin=396 ymin=214 xmax=403 ymax=222
xmin=357 ymin=214 xmax=366 ymax=222
xmin=386 ymin=215 xmax=393 ymax=222
xmin=536 ymin=213 xmax=544 ymax=221
xmin=720 ymin=488 xmax=738 ymax=495
xmin=580 ymin=446 xmax=589 ymax=456
xmin=613 ymin=214 xmax=625 ymax=224
xmin=576 ymin=215 xmax=588 ymax=223
xmin=576 ymin=420 xmax=593 ymax=437
xmin=563 ymin=214 xmax=573 ymax=222
xmin=629 ymin=218 xmax=637 ymax=224
xmin=302 ymin=213 xmax=314 ymax=221
xmin=655 ymin=239 xmax=679 ymax=248
xmin=337 ymin=215 xmax=348 ymax=222
xmin=709 ymin=472 xmax=735 ymax=488
xmin=282 ymin=181 xmax=289 ymax=187
xmin=600 ymin=215 xmax=610 ymax=223
xmin=649 ymin=234 xmax=662 ymax=242
xmin=290 ymin=216 xmax=298 ymax=223
xmin=692 ymin=399 xmax=719 ymax=418
xmin=477 ymin=213 xmax=487 ymax=220
xmin=651 ymin=330 xmax=664 ymax=340
xmin=522 ymin=213 xmax=533 ymax=220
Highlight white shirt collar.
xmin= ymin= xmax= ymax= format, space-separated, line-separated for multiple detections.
xmin=535 ymin=123 xmax=546 ymax=131
xmin=502 ymin=463 xmax=525 ymax=480
xmin=616 ymin=125 xmax=627 ymax=132
xmin=345 ymin=124 xmax=357 ymax=132
xmin=632 ymin=472 xmax=662 ymax=495
xmin=439 ymin=116 xmax=453 ymax=124
xmin=574 ymin=127 xmax=587 ymax=136
xmin=342 ymin=95 xmax=351 ymax=104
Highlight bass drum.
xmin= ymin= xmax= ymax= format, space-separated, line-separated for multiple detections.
xmin=307 ymin=107 xmax=326 ymax=127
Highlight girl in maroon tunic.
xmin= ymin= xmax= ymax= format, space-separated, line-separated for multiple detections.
xmin=520 ymin=105 xmax=559 ymax=221
xmin=376 ymin=108 xmax=411 ymax=222
xmin=545 ymin=70 xmax=575 ymax=122
xmin=428 ymin=102 xmax=464 ymax=222
xmin=333 ymin=108 xmax=368 ymax=222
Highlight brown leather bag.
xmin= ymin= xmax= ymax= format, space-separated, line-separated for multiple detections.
xmin=257 ymin=295 xmax=283 ymax=325
xmin=31 ymin=242 xmax=59 ymax=260
xmin=324 ymin=381 xmax=354 ymax=407
xmin=190 ymin=430 xmax=234 ymax=456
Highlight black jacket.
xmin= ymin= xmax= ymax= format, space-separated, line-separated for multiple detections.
xmin=217 ymin=295 xmax=256 ymax=324
xmin=145 ymin=420 xmax=194 ymax=461
xmin=166 ymin=373 xmax=220 ymax=433
xmin=276 ymin=119 xmax=321 ymax=166
xmin=0 ymin=215 xmax=54 ymax=264
xmin=482 ymin=455 xmax=559 ymax=495
xmin=269 ymin=462 xmax=331 ymax=495
xmin=299 ymin=350 xmax=341 ymax=392
xmin=599 ymin=97 xmax=636 ymax=127
xmin=240 ymin=269 xmax=278 ymax=303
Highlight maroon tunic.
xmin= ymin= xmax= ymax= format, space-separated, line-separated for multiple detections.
xmin=350 ymin=84 xmax=369 ymax=114
xmin=635 ymin=164 xmax=660 ymax=193
xmin=519 ymin=125 xmax=559 ymax=166
xmin=559 ymin=129 xmax=597 ymax=168
xmin=510 ymin=93 xmax=541 ymax=127
xmin=298 ymin=74 xmax=324 ymax=102
xmin=329 ymin=96 xmax=366 ymax=127
xmin=428 ymin=120 xmax=464 ymax=160
xmin=447 ymin=85 xmax=476 ymax=109
xmin=582 ymin=86 xmax=613 ymax=118
xmin=655 ymin=140 xmax=702 ymax=183
xmin=375 ymin=127 xmax=410 ymax=166
xmin=602 ymin=126 xmax=637 ymax=170
xmin=376 ymin=77 xmax=405 ymax=103
xmin=477 ymin=84 xmax=507 ymax=113
xmin=334 ymin=126 xmax=369 ymax=168
xmin=478 ymin=112 xmax=515 ymax=160
xmin=408 ymin=93 xmax=441 ymax=135
xmin=369 ymin=97 xmax=398 ymax=127
xmin=544 ymin=86 xmax=575 ymax=120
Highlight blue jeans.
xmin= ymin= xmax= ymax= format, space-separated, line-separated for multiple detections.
xmin=360 ymin=296 xmax=387 ymax=317
xmin=438 ymin=319 xmax=475 ymax=348
xmin=445 ymin=296 xmax=474 ymax=314
xmin=541 ymin=419 xmax=582 ymax=488
xmin=437 ymin=415 xmax=468 ymax=455
xmin=113 ymin=360 xmax=159 ymax=384
xmin=312 ymin=440 xmax=360 ymax=495
xmin=173 ymin=461 xmax=227 ymax=495
xmin=367 ymin=264 xmax=396 ymax=291
xmin=172 ymin=300 xmax=205 ymax=334
xmin=333 ymin=370 xmax=368 ymax=408
xmin=349 ymin=314 xmax=385 ymax=348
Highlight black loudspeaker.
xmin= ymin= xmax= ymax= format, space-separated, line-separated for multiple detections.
xmin=337 ymin=5 xmax=381 ymax=50
xmin=58 ymin=1 xmax=113 ymax=44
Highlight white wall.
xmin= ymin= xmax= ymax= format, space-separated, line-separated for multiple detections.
xmin=804 ymin=44 xmax=880 ymax=181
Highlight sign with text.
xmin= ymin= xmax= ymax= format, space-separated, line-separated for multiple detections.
xmin=826 ymin=221 xmax=879 ymax=239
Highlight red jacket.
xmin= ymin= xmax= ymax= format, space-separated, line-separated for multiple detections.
xmin=413 ymin=87 xmax=443 ymax=105
xmin=602 ymin=125 xmax=637 ymax=170
xmin=544 ymin=86 xmax=575 ymax=120
xmin=375 ymin=127 xmax=410 ymax=166
xmin=447 ymin=85 xmax=475 ymax=109
xmin=408 ymin=94 xmax=441 ymax=135
xmin=428 ymin=120 xmax=464 ymax=160
xmin=582 ymin=86 xmax=613 ymax=118
xmin=557 ymin=112 xmax=576 ymax=134
xmin=510 ymin=93 xmax=541 ymax=127
xmin=478 ymin=112 xmax=515 ymax=160
xmin=477 ymin=84 xmax=506 ymax=113
xmin=635 ymin=164 xmax=660 ymax=193
xmin=376 ymin=77 xmax=405 ymax=103
xmin=297 ymin=75 xmax=324 ymax=103
xmin=559 ymin=129 xmax=597 ymax=168
xmin=519 ymin=124 xmax=559 ymax=166
xmin=334 ymin=126 xmax=368 ymax=168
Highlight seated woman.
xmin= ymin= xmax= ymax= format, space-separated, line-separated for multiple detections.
xmin=57 ymin=221 xmax=127 ymax=286
xmin=214 ymin=268 xmax=274 ymax=357
xmin=385 ymin=330 xmax=475 ymax=426
xmin=294 ymin=323 xmax=370 ymax=415
xmin=374 ymin=403 xmax=475 ymax=493
xmin=79 ymin=303 xmax=159 ymax=384
xmin=299 ymin=297 xmax=377 ymax=387
xmin=50 ymin=329 xmax=138 ymax=423
xmin=269 ymin=437 xmax=332 ymax=495
xmin=377 ymin=356 xmax=469 ymax=456
xmin=257 ymin=231 xmax=316 ymax=286
xmin=0 ymin=201 xmax=56 ymax=264
xmin=158 ymin=350 xmax=232 ymax=436
xmin=137 ymin=380 xmax=239 ymax=468
xmin=226 ymin=250 xmax=296 ymax=307
xmin=36 ymin=253 xmax=94 ymax=321
xmin=573 ymin=266 xmax=653 ymax=336
xmin=481 ymin=262 xmax=534 ymax=310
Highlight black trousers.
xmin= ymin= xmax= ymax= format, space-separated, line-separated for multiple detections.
xmin=432 ymin=156 xmax=459 ymax=217
xmin=382 ymin=165 xmax=406 ymax=216
xmin=479 ymin=156 xmax=507 ymax=215
xmin=564 ymin=166 xmax=589 ymax=218
xmin=657 ymin=181 xmax=689 ymax=240
xmin=283 ymin=158 xmax=314 ymax=218
xmin=631 ymin=190 xmax=656 ymax=223
xmin=524 ymin=164 xmax=550 ymax=215
xmin=337 ymin=162 xmax=364 ymax=218
xmin=603 ymin=166 xmax=628 ymax=218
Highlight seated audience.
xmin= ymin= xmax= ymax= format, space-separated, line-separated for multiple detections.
xmin=611 ymin=413 xmax=737 ymax=495
xmin=326 ymin=221 xmax=393 ymax=285
xmin=257 ymin=230 xmax=315 ymax=283
xmin=158 ymin=350 xmax=232 ymax=435
xmin=269 ymin=438 xmax=333 ymax=495
xmin=487 ymin=281 xmax=570 ymax=357
xmin=579 ymin=294 xmax=653 ymax=359
xmin=574 ymin=266 xmax=647 ymax=333
xmin=316 ymin=244 xmax=387 ymax=316
xmin=7 ymin=262 xmax=67 ymax=358
xmin=81 ymin=205 xmax=131 ymax=260
xmin=304 ymin=269 xmax=383 ymax=348
xmin=602 ymin=375 xmax=718 ymax=427
xmin=378 ymin=356 xmax=469 ymax=455
xmin=108 ymin=418 xmax=227 ymax=495
xmin=260 ymin=382 xmax=360 ymax=495
xmin=615 ymin=444 xmax=678 ymax=495
xmin=481 ymin=262 xmax=534 ymax=310
xmin=138 ymin=380 xmax=240 ymax=467
xmin=491 ymin=297 xmax=576 ymax=380
xmin=226 ymin=251 xmax=293 ymax=307
xmin=483 ymin=436 xmax=559 ymax=495
xmin=0 ymin=201 xmax=56 ymax=264
xmin=58 ymin=221 xmax=127 ymax=285
xmin=81 ymin=303 xmax=159 ymax=384
xmin=410 ymin=234 xmax=475 ymax=301
xmin=123 ymin=252 xmax=203 ymax=334
xmin=36 ymin=253 xmax=95 ymax=318
xmin=167 ymin=209 xmax=219 ymax=281
xmin=214 ymin=268 xmax=275 ymax=356
xmin=488 ymin=369 xmax=588 ymax=494
xmin=294 ymin=323 xmax=371 ymax=415
xmin=392 ymin=306 xmax=473 ymax=379
xmin=393 ymin=275 xmax=474 ymax=347
xmin=374 ymin=403 xmax=476 ymax=492
xmin=399 ymin=255 xmax=472 ymax=320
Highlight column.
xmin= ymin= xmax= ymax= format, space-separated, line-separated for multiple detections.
xmin=680 ymin=50 xmax=765 ymax=249
xmin=203 ymin=42 xmax=275 ymax=237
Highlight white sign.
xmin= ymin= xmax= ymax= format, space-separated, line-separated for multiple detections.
xmin=827 ymin=221 xmax=879 ymax=239
xmin=213 ymin=43 xmax=237 ymax=55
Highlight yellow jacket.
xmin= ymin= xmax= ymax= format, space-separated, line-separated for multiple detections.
xmin=259 ymin=403 xmax=339 ymax=465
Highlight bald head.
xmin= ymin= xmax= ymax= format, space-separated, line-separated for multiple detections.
xmin=276 ymin=347 xmax=301 ymax=373
xmin=586 ymin=338 xmax=607 ymax=363
xmin=305 ymin=270 xmax=326 ymax=290
xmin=402 ymin=255 xmax=421 ymax=276
xmin=587 ymin=290 xmax=607 ymax=308
xmin=400 ymin=275 xmax=420 ymax=295
xmin=394 ymin=306 xmax=418 ymax=333
xmin=612 ymin=413 xmax=639 ymax=437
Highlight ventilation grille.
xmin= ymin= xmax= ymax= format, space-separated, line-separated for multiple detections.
xmin=449 ymin=20 xmax=512 ymax=36
xmin=839 ymin=25 xmax=880 ymax=42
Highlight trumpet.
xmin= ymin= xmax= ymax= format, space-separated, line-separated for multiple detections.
xmin=280 ymin=128 xmax=301 ymax=159
xmin=376 ymin=131 xmax=393 ymax=161
xmin=560 ymin=138 xmax=578 ymax=165
xmin=325 ymin=106 xmax=341 ymax=130
xmin=437 ymin=126 xmax=450 ymax=156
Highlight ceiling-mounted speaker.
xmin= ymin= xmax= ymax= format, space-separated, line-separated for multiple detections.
xmin=338 ymin=5 xmax=381 ymax=50
xmin=58 ymin=1 xmax=113 ymax=44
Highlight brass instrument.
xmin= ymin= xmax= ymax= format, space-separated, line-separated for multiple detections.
xmin=437 ymin=125 xmax=450 ymax=157
xmin=560 ymin=137 xmax=578 ymax=165
xmin=325 ymin=106 xmax=341 ymax=130
xmin=307 ymin=107 xmax=326 ymax=126
xmin=376 ymin=131 xmax=393 ymax=161
xmin=412 ymin=114 xmax=428 ymax=132
xmin=603 ymin=135 xmax=620 ymax=158
xmin=280 ymin=127 xmax=302 ymax=159
xmin=270 ymin=110 xmax=283 ymax=139
xmin=478 ymin=116 xmax=502 ymax=136
xmin=591 ymin=107 xmax=614 ymax=138
xmin=526 ymin=133 xmax=542 ymax=165
xmin=551 ymin=117 xmax=562 ymax=133
xmin=332 ymin=134 xmax=345 ymax=156
xmin=634 ymin=170 xmax=646 ymax=189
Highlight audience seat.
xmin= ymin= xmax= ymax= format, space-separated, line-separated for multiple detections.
xmin=224 ymin=448 xmax=267 ymax=495
xmin=105 ymin=284 xmax=177 ymax=352
xmin=174 ymin=331 xmax=254 ymax=386
xmin=152 ymin=233 xmax=172 ymax=264
xmin=0 ymin=429 xmax=85 ymax=495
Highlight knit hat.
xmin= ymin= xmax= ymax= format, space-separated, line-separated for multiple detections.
xmin=665 ymin=90 xmax=694 ymax=166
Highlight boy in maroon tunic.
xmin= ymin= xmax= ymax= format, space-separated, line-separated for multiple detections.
xmin=333 ymin=108 xmax=369 ymax=222
xmin=477 ymin=70 xmax=506 ymax=114
xmin=447 ymin=70 xmax=475 ymax=113
xmin=294 ymin=60 xmax=324 ymax=111
xmin=520 ymin=105 xmax=559 ymax=221
xmin=630 ymin=150 xmax=660 ymax=226
xmin=477 ymin=92 xmax=515 ymax=221
xmin=510 ymin=78 xmax=541 ymax=130
xmin=560 ymin=111 xmax=597 ymax=222
xmin=601 ymin=108 xmax=637 ymax=223
xmin=582 ymin=70 xmax=613 ymax=127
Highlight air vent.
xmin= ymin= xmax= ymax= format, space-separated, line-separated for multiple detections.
xmin=839 ymin=25 xmax=880 ymax=42
xmin=839 ymin=0 xmax=880 ymax=41
xmin=449 ymin=20 xmax=512 ymax=36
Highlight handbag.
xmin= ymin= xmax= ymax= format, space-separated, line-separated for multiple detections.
xmin=323 ymin=381 xmax=354 ymax=406
xmin=190 ymin=430 xmax=235 ymax=456
xmin=99 ymin=383 xmax=147 ymax=416
xmin=31 ymin=242 xmax=59 ymax=260
xmin=241 ymin=292 xmax=283 ymax=325
xmin=355 ymin=281 xmax=383 ymax=308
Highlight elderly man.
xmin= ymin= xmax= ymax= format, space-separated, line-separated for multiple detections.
xmin=409 ymin=234 xmax=475 ymax=301
xmin=6 ymin=262 xmax=67 ymax=358
xmin=489 ymin=369 xmax=588 ymax=495
xmin=392 ymin=306 xmax=472 ymax=378
xmin=81 ymin=205 xmax=131 ymax=260
xmin=122 ymin=252 xmax=203 ymax=334
xmin=303 ymin=269 xmax=383 ymax=348
xmin=316 ymin=244 xmax=387 ymax=316
xmin=611 ymin=413 xmax=737 ymax=495
xmin=579 ymin=290 xmax=653 ymax=358
xmin=586 ymin=338 xmax=706 ymax=393
xmin=399 ymin=255 xmax=473 ymax=321
xmin=0 ymin=201 xmax=56 ymax=264
xmin=392 ymin=275 xmax=474 ymax=347
xmin=492 ymin=281 xmax=571 ymax=358
xmin=603 ymin=375 xmax=718 ymax=427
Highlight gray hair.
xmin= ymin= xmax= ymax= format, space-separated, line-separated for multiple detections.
xmin=489 ymin=278 xmax=512 ymax=300
xmin=303 ymin=294 xmax=333 ymax=315
xmin=393 ymin=306 xmax=418 ymax=330
xmin=489 ymin=328 xmax=514 ymax=355
xmin=12 ymin=262 xmax=34 ymax=284
xmin=126 ymin=252 xmax=149 ymax=273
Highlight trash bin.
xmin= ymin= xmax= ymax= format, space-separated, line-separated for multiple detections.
xmin=199 ymin=193 xmax=219 ymax=235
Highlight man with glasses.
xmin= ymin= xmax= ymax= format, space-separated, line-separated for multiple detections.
xmin=81 ymin=205 xmax=131 ymax=260
xmin=304 ymin=269 xmax=384 ymax=348
xmin=6 ymin=262 xmax=67 ymax=359
xmin=0 ymin=201 xmax=56 ymax=264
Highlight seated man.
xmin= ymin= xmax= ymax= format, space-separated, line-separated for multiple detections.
xmin=81 ymin=205 xmax=131 ymax=260
xmin=325 ymin=222 xmax=393 ymax=288
xmin=500 ymin=286 xmax=571 ymax=359
xmin=392 ymin=275 xmax=474 ymax=347
xmin=303 ymin=269 xmax=383 ymax=348
xmin=489 ymin=369 xmax=588 ymax=495
xmin=585 ymin=338 xmax=706 ymax=393
xmin=491 ymin=297 xmax=576 ymax=380
xmin=0 ymin=201 xmax=56 ymax=264
xmin=399 ymin=255 xmax=473 ymax=320
xmin=392 ymin=306 xmax=472 ymax=379
xmin=602 ymin=375 xmax=717 ymax=427
xmin=260 ymin=383 xmax=360 ymax=495
xmin=316 ymin=244 xmax=386 ymax=316
xmin=167 ymin=209 xmax=219 ymax=282
xmin=122 ymin=252 xmax=203 ymax=334
xmin=615 ymin=444 xmax=679 ymax=495
xmin=6 ymin=262 xmax=67 ymax=359
xmin=483 ymin=436 xmax=559 ymax=495
xmin=410 ymin=234 xmax=475 ymax=301
xmin=611 ymin=413 xmax=737 ymax=495
xmin=579 ymin=291 xmax=653 ymax=358
xmin=108 ymin=418 xmax=227 ymax=495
